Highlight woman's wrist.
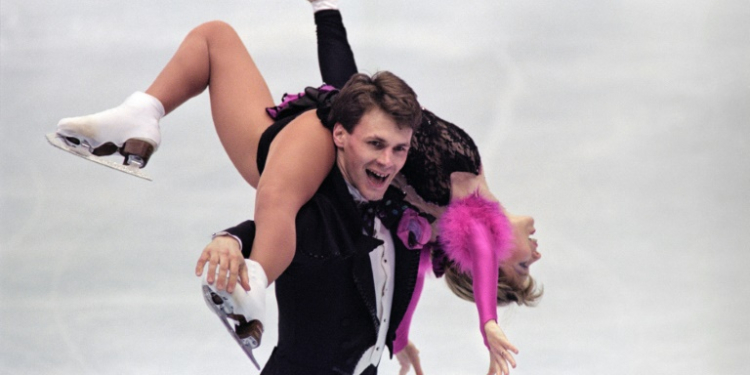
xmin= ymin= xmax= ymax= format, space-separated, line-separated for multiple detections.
xmin=484 ymin=319 xmax=499 ymax=334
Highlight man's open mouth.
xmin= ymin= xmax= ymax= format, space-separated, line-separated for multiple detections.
xmin=366 ymin=169 xmax=388 ymax=184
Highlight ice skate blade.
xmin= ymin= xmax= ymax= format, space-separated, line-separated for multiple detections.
xmin=45 ymin=133 xmax=152 ymax=181
xmin=202 ymin=285 xmax=262 ymax=370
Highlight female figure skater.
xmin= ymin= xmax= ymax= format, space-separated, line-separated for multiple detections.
xmin=51 ymin=2 xmax=541 ymax=373
xmin=301 ymin=4 xmax=542 ymax=374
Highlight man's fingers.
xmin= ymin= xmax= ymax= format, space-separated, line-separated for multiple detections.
xmin=216 ymin=254 xmax=230 ymax=290
xmin=195 ymin=250 xmax=210 ymax=276
xmin=239 ymin=264 xmax=251 ymax=291
xmin=206 ymin=252 xmax=219 ymax=284
xmin=226 ymin=257 xmax=240 ymax=293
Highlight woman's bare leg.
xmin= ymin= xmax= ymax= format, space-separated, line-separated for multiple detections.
xmin=164 ymin=22 xmax=336 ymax=289
xmin=146 ymin=20 xmax=275 ymax=187
xmin=250 ymin=110 xmax=335 ymax=284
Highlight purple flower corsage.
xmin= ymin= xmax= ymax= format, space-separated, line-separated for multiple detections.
xmin=397 ymin=208 xmax=432 ymax=250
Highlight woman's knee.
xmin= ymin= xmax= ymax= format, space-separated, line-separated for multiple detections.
xmin=190 ymin=20 xmax=239 ymax=42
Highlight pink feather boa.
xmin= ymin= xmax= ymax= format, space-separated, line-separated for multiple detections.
xmin=438 ymin=193 xmax=514 ymax=274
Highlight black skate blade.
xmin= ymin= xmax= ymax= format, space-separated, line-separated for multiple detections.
xmin=45 ymin=133 xmax=152 ymax=181
xmin=202 ymin=285 xmax=261 ymax=370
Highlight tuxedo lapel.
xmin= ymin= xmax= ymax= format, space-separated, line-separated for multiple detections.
xmin=350 ymin=224 xmax=421 ymax=345
xmin=351 ymin=248 xmax=379 ymax=335
xmin=326 ymin=166 xmax=384 ymax=335
xmin=326 ymin=166 xmax=419 ymax=340
xmin=326 ymin=166 xmax=364 ymax=236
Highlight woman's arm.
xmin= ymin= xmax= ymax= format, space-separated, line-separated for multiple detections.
xmin=443 ymin=170 xmax=519 ymax=374
xmin=394 ymin=244 xmax=433 ymax=352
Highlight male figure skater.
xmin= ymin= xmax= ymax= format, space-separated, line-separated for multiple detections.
xmin=202 ymin=71 xmax=423 ymax=375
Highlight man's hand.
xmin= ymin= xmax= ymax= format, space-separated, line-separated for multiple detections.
xmin=195 ymin=236 xmax=250 ymax=293
xmin=396 ymin=340 xmax=424 ymax=375
xmin=485 ymin=321 xmax=518 ymax=375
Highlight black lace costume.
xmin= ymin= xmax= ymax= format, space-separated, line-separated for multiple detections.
xmin=400 ymin=109 xmax=481 ymax=206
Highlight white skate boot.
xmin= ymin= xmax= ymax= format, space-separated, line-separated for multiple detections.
xmin=202 ymin=259 xmax=268 ymax=370
xmin=307 ymin=0 xmax=339 ymax=12
xmin=47 ymin=92 xmax=164 ymax=180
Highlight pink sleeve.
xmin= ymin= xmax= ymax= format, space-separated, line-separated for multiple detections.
xmin=469 ymin=222 xmax=499 ymax=348
xmin=438 ymin=194 xmax=512 ymax=350
xmin=393 ymin=245 xmax=432 ymax=353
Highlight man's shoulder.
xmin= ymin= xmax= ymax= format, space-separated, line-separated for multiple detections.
xmin=297 ymin=166 xmax=354 ymax=230
xmin=311 ymin=165 xmax=356 ymax=206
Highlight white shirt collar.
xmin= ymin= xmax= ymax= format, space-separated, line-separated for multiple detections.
xmin=345 ymin=180 xmax=368 ymax=203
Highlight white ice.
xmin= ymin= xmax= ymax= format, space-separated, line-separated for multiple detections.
xmin=1 ymin=1 xmax=749 ymax=374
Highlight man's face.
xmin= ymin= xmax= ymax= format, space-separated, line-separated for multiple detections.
xmin=333 ymin=108 xmax=413 ymax=201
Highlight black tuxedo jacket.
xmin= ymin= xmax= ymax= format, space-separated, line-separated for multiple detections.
xmin=225 ymin=166 xmax=421 ymax=375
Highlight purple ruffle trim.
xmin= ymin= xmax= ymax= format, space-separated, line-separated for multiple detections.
xmin=265 ymin=84 xmax=336 ymax=119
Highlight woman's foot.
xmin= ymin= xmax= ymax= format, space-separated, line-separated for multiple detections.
xmin=55 ymin=92 xmax=164 ymax=168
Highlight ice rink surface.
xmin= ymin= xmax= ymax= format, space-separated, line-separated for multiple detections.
xmin=1 ymin=1 xmax=749 ymax=374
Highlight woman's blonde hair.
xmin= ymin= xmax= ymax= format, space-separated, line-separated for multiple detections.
xmin=444 ymin=261 xmax=543 ymax=306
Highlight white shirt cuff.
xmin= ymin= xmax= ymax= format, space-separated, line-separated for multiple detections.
xmin=211 ymin=231 xmax=243 ymax=252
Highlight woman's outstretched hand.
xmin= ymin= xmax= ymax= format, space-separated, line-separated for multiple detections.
xmin=484 ymin=321 xmax=518 ymax=375
xmin=396 ymin=340 xmax=424 ymax=375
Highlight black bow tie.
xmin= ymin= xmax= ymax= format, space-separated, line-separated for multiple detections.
xmin=357 ymin=190 xmax=407 ymax=236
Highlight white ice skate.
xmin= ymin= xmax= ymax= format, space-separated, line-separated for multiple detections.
xmin=202 ymin=259 xmax=268 ymax=370
xmin=47 ymin=92 xmax=164 ymax=181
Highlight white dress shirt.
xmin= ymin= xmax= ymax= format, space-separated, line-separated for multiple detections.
xmin=347 ymin=184 xmax=397 ymax=375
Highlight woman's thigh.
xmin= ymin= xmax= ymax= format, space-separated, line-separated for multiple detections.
xmin=201 ymin=21 xmax=276 ymax=187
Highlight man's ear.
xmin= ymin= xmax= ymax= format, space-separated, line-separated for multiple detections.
xmin=332 ymin=123 xmax=347 ymax=148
